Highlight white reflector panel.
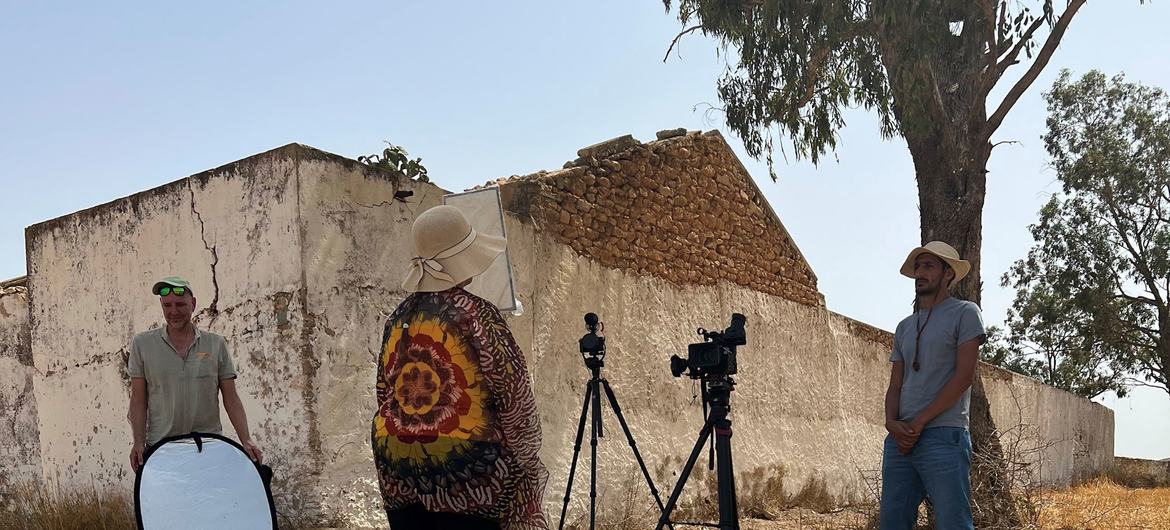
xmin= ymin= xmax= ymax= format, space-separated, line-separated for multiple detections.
xmin=136 ymin=434 xmax=276 ymax=530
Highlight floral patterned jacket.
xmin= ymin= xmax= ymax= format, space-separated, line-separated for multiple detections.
xmin=372 ymin=287 xmax=548 ymax=529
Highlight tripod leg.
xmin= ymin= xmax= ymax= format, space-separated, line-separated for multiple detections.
xmin=557 ymin=383 xmax=594 ymax=530
xmin=714 ymin=420 xmax=740 ymax=530
xmin=592 ymin=373 xmax=604 ymax=439
xmin=656 ymin=414 xmax=718 ymax=530
xmin=600 ymin=380 xmax=675 ymax=530
xmin=589 ymin=379 xmax=599 ymax=530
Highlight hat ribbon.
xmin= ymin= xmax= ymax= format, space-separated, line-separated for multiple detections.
xmin=408 ymin=228 xmax=478 ymax=285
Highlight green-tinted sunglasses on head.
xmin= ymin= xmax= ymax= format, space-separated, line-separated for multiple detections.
xmin=152 ymin=276 xmax=192 ymax=296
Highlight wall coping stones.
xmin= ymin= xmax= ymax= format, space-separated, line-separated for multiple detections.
xmin=576 ymin=134 xmax=641 ymax=159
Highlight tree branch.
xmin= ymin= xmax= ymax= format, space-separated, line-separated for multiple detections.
xmin=997 ymin=13 xmax=1047 ymax=75
xmin=791 ymin=47 xmax=832 ymax=109
xmin=1117 ymin=316 xmax=1160 ymax=345
xmin=1122 ymin=376 xmax=1168 ymax=393
xmin=984 ymin=0 xmax=1087 ymax=141
xmin=664 ymin=25 xmax=704 ymax=62
xmin=1114 ymin=292 xmax=1160 ymax=307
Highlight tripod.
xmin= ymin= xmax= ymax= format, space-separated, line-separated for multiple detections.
xmin=656 ymin=377 xmax=739 ymax=530
xmin=556 ymin=353 xmax=673 ymax=530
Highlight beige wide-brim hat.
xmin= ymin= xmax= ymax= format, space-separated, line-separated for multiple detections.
xmin=900 ymin=241 xmax=971 ymax=283
xmin=403 ymin=205 xmax=507 ymax=293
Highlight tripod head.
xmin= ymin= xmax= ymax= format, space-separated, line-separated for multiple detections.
xmin=700 ymin=374 xmax=736 ymax=420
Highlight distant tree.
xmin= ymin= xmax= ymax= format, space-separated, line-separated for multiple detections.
xmin=359 ymin=142 xmax=429 ymax=183
xmin=999 ymin=70 xmax=1170 ymax=400
xmin=983 ymin=322 xmax=1126 ymax=399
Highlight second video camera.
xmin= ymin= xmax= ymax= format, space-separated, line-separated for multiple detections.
xmin=669 ymin=313 xmax=746 ymax=378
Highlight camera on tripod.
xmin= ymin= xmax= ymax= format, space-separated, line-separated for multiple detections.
xmin=559 ymin=312 xmax=672 ymax=530
xmin=658 ymin=312 xmax=748 ymax=530
xmin=670 ymin=313 xmax=746 ymax=378
xmin=579 ymin=312 xmax=605 ymax=368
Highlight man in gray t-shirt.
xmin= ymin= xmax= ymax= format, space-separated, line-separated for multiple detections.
xmin=880 ymin=242 xmax=985 ymax=530
xmin=127 ymin=276 xmax=263 ymax=472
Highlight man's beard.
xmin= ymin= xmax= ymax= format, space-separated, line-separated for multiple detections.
xmin=915 ymin=280 xmax=939 ymax=298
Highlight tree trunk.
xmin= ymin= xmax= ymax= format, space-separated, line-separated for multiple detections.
xmin=868 ymin=1 xmax=1026 ymax=524
xmin=910 ymin=139 xmax=986 ymax=304
xmin=1157 ymin=310 xmax=1170 ymax=398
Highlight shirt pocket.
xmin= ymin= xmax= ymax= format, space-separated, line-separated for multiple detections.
xmin=192 ymin=355 xmax=219 ymax=393
xmin=194 ymin=354 xmax=218 ymax=377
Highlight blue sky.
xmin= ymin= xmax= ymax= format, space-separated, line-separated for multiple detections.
xmin=1 ymin=1 xmax=1167 ymax=459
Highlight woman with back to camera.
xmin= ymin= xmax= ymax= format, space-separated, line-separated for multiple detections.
xmin=372 ymin=205 xmax=548 ymax=530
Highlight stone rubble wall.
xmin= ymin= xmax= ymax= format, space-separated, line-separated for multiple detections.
xmin=499 ymin=130 xmax=822 ymax=308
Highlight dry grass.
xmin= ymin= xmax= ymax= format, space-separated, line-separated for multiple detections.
xmin=741 ymin=478 xmax=1170 ymax=530
xmin=0 ymin=482 xmax=134 ymax=530
xmin=7 ymin=475 xmax=1168 ymax=529
xmin=0 ymin=480 xmax=330 ymax=530
xmin=1036 ymin=478 xmax=1170 ymax=530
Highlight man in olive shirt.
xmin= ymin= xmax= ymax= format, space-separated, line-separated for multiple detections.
xmin=127 ymin=276 xmax=262 ymax=471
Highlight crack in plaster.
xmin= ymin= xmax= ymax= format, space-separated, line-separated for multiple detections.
xmin=1 ymin=378 xmax=35 ymax=450
xmin=354 ymin=200 xmax=395 ymax=209
xmin=189 ymin=183 xmax=221 ymax=314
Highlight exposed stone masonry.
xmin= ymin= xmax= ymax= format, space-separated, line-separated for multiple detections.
xmin=494 ymin=130 xmax=823 ymax=307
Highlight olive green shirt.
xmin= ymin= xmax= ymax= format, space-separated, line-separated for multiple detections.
xmin=127 ymin=326 xmax=236 ymax=445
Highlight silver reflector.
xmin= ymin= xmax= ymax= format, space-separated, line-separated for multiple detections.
xmin=135 ymin=433 xmax=276 ymax=530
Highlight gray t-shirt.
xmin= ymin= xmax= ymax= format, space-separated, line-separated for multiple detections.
xmin=890 ymin=297 xmax=985 ymax=430
xmin=128 ymin=327 xmax=236 ymax=445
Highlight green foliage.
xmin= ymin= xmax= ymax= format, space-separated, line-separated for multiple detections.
xmin=997 ymin=70 xmax=1170 ymax=398
xmin=358 ymin=142 xmax=429 ymax=183
xmin=662 ymin=0 xmax=1064 ymax=176
xmin=666 ymin=0 xmax=891 ymax=170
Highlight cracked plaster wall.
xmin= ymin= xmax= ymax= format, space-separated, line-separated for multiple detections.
xmin=0 ymin=285 xmax=41 ymax=498
xmin=285 ymin=154 xmax=445 ymax=524
xmin=507 ymin=219 xmax=890 ymax=519
xmin=25 ymin=147 xmax=312 ymax=490
xmin=20 ymin=144 xmax=445 ymax=525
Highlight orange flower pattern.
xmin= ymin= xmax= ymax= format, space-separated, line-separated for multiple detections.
xmin=373 ymin=288 xmax=548 ymax=529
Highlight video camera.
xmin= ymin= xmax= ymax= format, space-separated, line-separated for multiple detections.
xmin=669 ymin=313 xmax=746 ymax=378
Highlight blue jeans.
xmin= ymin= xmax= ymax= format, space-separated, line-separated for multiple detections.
xmin=880 ymin=426 xmax=973 ymax=530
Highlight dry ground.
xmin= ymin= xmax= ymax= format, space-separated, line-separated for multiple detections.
xmin=739 ymin=479 xmax=1170 ymax=530
xmin=3 ymin=479 xmax=1168 ymax=529
xmin=1034 ymin=479 xmax=1170 ymax=530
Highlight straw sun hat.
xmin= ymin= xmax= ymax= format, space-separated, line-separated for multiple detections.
xmin=899 ymin=241 xmax=971 ymax=283
xmin=402 ymin=205 xmax=506 ymax=293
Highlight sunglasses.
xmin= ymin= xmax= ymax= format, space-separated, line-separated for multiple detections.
xmin=158 ymin=286 xmax=187 ymax=297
